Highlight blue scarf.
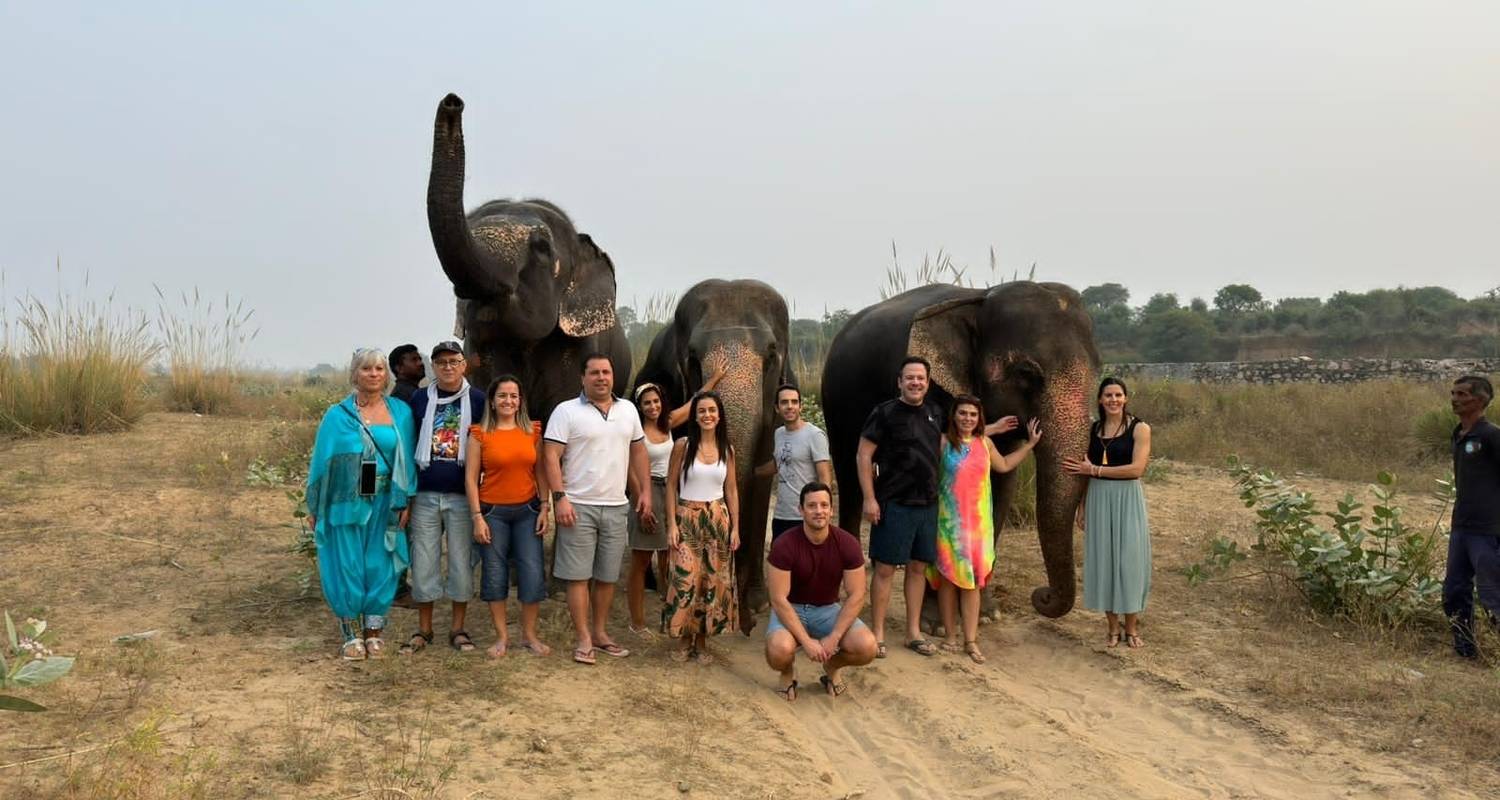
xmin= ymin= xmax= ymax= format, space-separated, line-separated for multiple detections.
xmin=306 ymin=395 xmax=418 ymax=530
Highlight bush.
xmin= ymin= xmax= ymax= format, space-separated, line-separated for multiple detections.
xmin=1413 ymin=404 xmax=1500 ymax=460
xmin=1184 ymin=457 xmax=1452 ymax=628
xmin=155 ymin=286 xmax=258 ymax=414
xmin=0 ymin=288 xmax=158 ymax=434
xmin=1 ymin=611 xmax=75 ymax=712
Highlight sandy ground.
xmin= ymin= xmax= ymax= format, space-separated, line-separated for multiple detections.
xmin=0 ymin=413 xmax=1493 ymax=799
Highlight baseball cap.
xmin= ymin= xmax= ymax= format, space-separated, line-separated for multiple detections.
xmin=431 ymin=340 xmax=464 ymax=359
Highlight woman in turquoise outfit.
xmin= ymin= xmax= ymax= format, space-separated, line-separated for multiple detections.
xmin=1063 ymin=377 xmax=1153 ymax=649
xmin=306 ymin=348 xmax=418 ymax=660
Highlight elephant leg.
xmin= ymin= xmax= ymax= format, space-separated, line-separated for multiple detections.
xmin=737 ymin=474 xmax=774 ymax=634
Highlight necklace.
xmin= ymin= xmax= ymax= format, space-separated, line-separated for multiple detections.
xmin=355 ymin=393 xmax=381 ymax=423
xmin=1096 ymin=416 xmax=1127 ymax=465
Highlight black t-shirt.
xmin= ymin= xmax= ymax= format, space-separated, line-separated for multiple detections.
xmin=1453 ymin=419 xmax=1500 ymax=536
xmin=859 ymin=397 xmax=945 ymax=506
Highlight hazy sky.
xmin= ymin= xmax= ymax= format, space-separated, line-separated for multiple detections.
xmin=3 ymin=2 xmax=1496 ymax=368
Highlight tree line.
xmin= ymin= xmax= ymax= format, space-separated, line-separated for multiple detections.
xmin=617 ymin=282 xmax=1500 ymax=373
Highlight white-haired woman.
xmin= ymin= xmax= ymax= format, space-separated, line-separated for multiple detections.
xmin=306 ymin=349 xmax=419 ymax=660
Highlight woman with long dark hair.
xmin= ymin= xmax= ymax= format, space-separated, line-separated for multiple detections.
xmin=930 ymin=395 xmax=1036 ymax=664
xmin=661 ymin=391 xmax=740 ymax=663
xmin=1063 ymin=377 xmax=1154 ymax=648
xmin=627 ymin=383 xmax=675 ymax=635
xmin=464 ymin=374 xmax=550 ymax=658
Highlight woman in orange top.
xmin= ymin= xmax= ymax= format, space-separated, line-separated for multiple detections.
xmin=466 ymin=374 xmax=550 ymax=658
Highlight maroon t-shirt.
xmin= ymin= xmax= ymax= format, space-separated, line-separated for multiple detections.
xmin=768 ymin=525 xmax=864 ymax=606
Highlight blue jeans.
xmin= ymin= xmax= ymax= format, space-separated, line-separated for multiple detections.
xmin=479 ymin=499 xmax=546 ymax=604
xmin=1443 ymin=529 xmax=1500 ymax=657
xmin=408 ymin=491 xmax=476 ymax=603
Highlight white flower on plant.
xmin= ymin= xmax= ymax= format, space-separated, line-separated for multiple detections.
xmin=16 ymin=637 xmax=53 ymax=658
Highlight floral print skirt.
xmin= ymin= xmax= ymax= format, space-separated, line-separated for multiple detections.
xmin=662 ymin=498 xmax=738 ymax=638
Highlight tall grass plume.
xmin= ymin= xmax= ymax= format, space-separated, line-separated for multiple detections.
xmin=154 ymin=285 xmax=259 ymax=414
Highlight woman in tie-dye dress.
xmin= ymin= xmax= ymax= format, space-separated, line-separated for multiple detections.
xmin=929 ymin=395 xmax=1041 ymax=664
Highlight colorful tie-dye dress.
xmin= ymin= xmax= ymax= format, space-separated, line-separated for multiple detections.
xmin=928 ymin=437 xmax=995 ymax=590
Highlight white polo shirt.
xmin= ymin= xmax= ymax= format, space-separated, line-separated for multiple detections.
xmin=544 ymin=394 xmax=645 ymax=506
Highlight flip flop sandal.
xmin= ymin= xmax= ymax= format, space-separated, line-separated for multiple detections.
xmin=906 ymin=639 xmax=938 ymax=657
xmin=399 ymin=630 xmax=433 ymax=656
xmin=875 ymin=641 xmax=888 ymax=659
xmin=596 ymin=642 xmax=631 ymax=658
xmin=819 ymin=674 xmax=848 ymax=697
xmin=572 ymin=648 xmax=597 ymax=665
xmin=340 ymin=638 xmax=367 ymax=661
xmin=520 ymin=640 xmax=551 ymax=656
xmin=939 ymin=640 xmax=963 ymax=654
xmin=1125 ymin=634 xmax=1145 ymax=649
xmin=1106 ymin=632 xmax=1121 ymax=648
xmin=363 ymin=637 xmax=386 ymax=659
xmin=964 ymin=641 xmax=987 ymax=665
xmin=775 ymin=680 xmax=799 ymax=702
xmin=449 ymin=630 xmax=476 ymax=653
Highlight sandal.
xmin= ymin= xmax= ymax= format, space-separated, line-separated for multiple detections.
xmin=775 ymin=679 xmax=799 ymax=702
xmin=572 ymin=647 xmax=597 ymax=665
xmin=906 ymin=639 xmax=938 ymax=657
xmin=340 ymin=638 xmax=367 ymax=661
xmin=363 ymin=636 xmax=386 ymax=659
xmin=1125 ymin=633 xmax=1145 ymax=649
xmin=520 ymin=639 xmax=551 ymax=656
xmin=399 ymin=630 xmax=433 ymax=656
xmin=875 ymin=641 xmax=888 ymax=659
xmin=1106 ymin=632 xmax=1121 ymax=649
xmin=486 ymin=641 xmax=508 ymax=659
xmin=940 ymin=640 xmax=963 ymax=654
xmin=596 ymin=642 xmax=631 ymax=658
xmin=964 ymin=640 xmax=987 ymax=665
xmin=449 ymin=630 xmax=476 ymax=653
xmin=819 ymin=674 xmax=848 ymax=697
xmin=628 ymin=624 xmax=657 ymax=640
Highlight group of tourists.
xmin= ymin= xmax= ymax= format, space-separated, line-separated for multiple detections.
xmin=349 ymin=338 xmax=1500 ymax=706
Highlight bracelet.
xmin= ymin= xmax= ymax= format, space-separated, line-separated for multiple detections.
xmin=471 ymin=511 xmax=482 ymax=517
xmin=1092 ymin=465 xmax=1100 ymax=477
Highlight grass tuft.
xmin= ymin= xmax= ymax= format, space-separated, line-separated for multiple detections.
xmin=154 ymin=286 xmax=259 ymax=414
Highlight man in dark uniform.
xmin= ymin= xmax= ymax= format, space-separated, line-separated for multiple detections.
xmin=1444 ymin=374 xmax=1500 ymax=660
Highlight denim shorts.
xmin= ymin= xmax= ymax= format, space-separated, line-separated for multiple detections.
xmin=868 ymin=501 xmax=937 ymax=566
xmin=766 ymin=602 xmax=868 ymax=640
xmin=479 ymin=498 xmax=546 ymax=604
xmin=408 ymin=491 xmax=477 ymax=602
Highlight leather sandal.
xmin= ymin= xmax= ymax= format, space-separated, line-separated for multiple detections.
xmin=399 ymin=630 xmax=433 ymax=656
xmin=449 ymin=630 xmax=476 ymax=652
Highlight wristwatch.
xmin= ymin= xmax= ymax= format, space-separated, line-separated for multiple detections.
xmin=551 ymin=490 xmax=566 ymax=504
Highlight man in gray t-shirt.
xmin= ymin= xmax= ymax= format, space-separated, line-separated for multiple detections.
xmin=757 ymin=385 xmax=833 ymax=540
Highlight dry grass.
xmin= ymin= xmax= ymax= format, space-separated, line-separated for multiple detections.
xmin=0 ymin=273 xmax=158 ymax=435
xmin=1129 ymin=379 xmax=1461 ymax=488
xmin=153 ymin=286 xmax=258 ymax=415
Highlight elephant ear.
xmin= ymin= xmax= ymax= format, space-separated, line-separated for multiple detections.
xmin=908 ymin=295 xmax=980 ymax=397
xmin=558 ymin=233 xmax=619 ymax=338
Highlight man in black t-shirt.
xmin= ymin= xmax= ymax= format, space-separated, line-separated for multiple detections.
xmin=1443 ymin=374 xmax=1500 ymax=660
xmin=765 ymin=482 xmax=877 ymax=700
xmin=857 ymin=356 xmax=947 ymax=658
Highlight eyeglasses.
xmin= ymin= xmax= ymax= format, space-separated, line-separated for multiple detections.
xmin=433 ymin=358 xmax=465 ymax=368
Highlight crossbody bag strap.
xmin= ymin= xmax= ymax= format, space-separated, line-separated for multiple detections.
xmin=341 ymin=405 xmax=394 ymax=472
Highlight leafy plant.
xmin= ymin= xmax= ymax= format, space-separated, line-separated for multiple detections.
xmin=1183 ymin=457 xmax=1451 ymax=628
xmin=1 ymin=611 xmax=75 ymax=711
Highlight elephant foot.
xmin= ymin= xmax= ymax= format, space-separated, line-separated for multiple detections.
xmin=743 ymin=583 xmax=769 ymax=615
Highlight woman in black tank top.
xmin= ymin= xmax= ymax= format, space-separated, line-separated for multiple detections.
xmin=1063 ymin=378 xmax=1155 ymax=649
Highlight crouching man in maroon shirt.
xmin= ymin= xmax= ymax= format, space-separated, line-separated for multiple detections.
xmin=765 ymin=481 xmax=879 ymax=700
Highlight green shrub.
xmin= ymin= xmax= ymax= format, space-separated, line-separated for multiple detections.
xmin=1413 ymin=404 xmax=1500 ymax=460
xmin=0 ymin=288 xmax=158 ymax=434
xmin=1 ymin=611 xmax=75 ymax=711
xmin=1184 ymin=457 xmax=1452 ymax=629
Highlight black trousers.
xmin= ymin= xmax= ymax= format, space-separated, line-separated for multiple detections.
xmin=1442 ymin=529 xmax=1500 ymax=656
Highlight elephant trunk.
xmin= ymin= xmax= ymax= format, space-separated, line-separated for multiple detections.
xmin=427 ymin=93 xmax=500 ymax=299
xmin=1030 ymin=360 xmax=1095 ymax=617
xmin=703 ymin=341 xmax=765 ymax=491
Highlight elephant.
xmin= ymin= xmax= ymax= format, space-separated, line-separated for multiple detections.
xmin=427 ymin=92 xmax=631 ymax=420
xmin=632 ymin=279 xmax=792 ymax=632
xmin=821 ymin=281 xmax=1100 ymax=618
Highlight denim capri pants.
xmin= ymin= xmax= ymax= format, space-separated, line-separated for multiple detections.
xmin=479 ymin=498 xmax=546 ymax=604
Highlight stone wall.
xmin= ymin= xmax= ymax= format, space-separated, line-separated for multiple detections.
xmin=1105 ymin=357 xmax=1500 ymax=385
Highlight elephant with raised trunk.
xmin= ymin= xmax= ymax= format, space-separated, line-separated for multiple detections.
xmin=822 ymin=281 xmax=1099 ymax=618
xmin=427 ymin=93 xmax=631 ymax=418
xmin=633 ymin=279 xmax=792 ymax=632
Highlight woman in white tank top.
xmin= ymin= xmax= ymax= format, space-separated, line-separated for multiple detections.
xmin=626 ymin=370 xmax=729 ymax=637
xmin=663 ymin=391 xmax=740 ymax=663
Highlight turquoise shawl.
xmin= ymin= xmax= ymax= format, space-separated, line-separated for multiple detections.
xmin=306 ymin=395 xmax=418 ymax=531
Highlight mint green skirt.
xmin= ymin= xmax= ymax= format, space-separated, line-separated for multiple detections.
xmin=1082 ymin=478 xmax=1151 ymax=614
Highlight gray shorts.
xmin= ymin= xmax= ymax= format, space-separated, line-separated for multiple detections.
xmin=556 ymin=502 xmax=630 ymax=583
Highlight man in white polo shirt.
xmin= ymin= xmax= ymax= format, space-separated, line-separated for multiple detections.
xmin=544 ymin=353 xmax=653 ymax=665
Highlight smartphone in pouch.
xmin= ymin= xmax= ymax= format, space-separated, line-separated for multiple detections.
xmin=359 ymin=459 xmax=378 ymax=496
